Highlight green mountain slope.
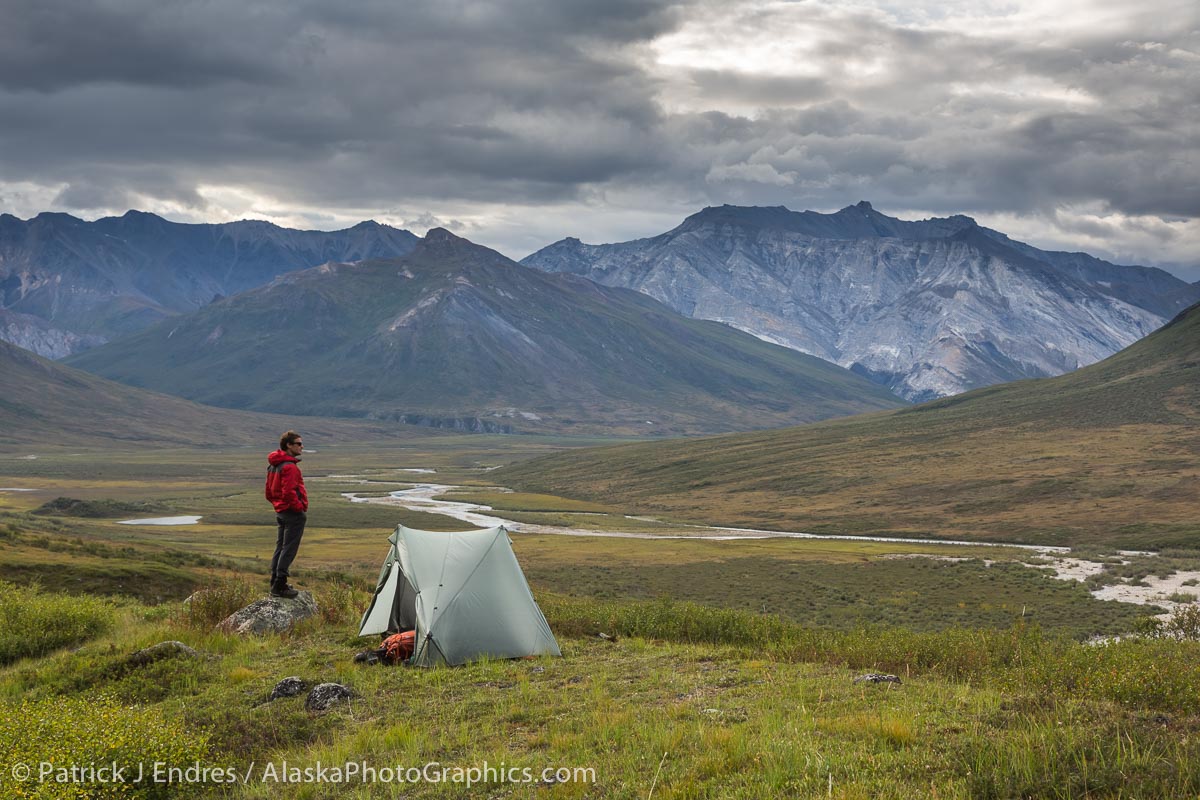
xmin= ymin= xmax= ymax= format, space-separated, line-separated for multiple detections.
xmin=495 ymin=302 xmax=1200 ymax=548
xmin=66 ymin=229 xmax=905 ymax=436
xmin=0 ymin=339 xmax=410 ymax=448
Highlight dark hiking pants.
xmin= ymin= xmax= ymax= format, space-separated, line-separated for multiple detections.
xmin=271 ymin=510 xmax=306 ymax=579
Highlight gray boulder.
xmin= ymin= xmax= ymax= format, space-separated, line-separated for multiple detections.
xmin=306 ymin=682 xmax=355 ymax=712
xmin=217 ymin=591 xmax=317 ymax=635
xmin=269 ymin=676 xmax=307 ymax=700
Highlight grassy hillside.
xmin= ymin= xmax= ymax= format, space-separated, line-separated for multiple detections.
xmin=3 ymin=447 xmax=1199 ymax=796
xmin=0 ymin=339 xmax=424 ymax=448
xmin=495 ymin=302 xmax=1200 ymax=549
xmin=2 ymin=578 xmax=1200 ymax=799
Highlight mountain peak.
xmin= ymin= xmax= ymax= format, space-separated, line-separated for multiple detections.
xmin=423 ymin=227 xmax=463 ymax=243
xmin=33 ymin=211 xmax=83 ymax=224
xmin=854 ymin=200 xmax=873 ymax=211
xmin=409 ymin=227 xmax=509 ymax=268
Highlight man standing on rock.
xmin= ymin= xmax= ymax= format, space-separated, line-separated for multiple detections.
xmin=265 ymin=431 xmax=308 ymax=598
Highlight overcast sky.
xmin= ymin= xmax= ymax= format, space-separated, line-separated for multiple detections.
xmin=1 ymin=0 xmax=1197 ymax=278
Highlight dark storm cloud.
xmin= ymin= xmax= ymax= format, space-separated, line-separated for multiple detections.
xmin=0 ymin=0 xmax=295 ymax=91
xmin=0 ymin=0 xmax=1196 ymax=270
xmin=0 ymin=0 xmax=681 ymax=208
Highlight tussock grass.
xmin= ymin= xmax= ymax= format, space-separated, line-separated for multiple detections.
xmin=174 ymin=575 xmax=258 ymax=630
xmin=542 ymin=594 xmax=1200 ymax=712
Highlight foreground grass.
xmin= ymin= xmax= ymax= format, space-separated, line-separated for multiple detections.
xmin=1 ymin=579 xmax=1199 ymax=799
xmin=1 ymin=447 xmax=1197 ymax=796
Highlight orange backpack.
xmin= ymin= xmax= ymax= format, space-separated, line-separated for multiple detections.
xmin=381 ymin=630 xmax=416 ymax=664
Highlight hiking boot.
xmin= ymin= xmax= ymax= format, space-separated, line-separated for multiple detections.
xmin=270 ymin=579 xmax=299 ymax=599
xmin=353 ymin=650 xmax=380 ymax=665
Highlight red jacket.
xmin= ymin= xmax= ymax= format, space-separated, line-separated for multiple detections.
xmin=265 ymin=450 xmax=308 ymax=513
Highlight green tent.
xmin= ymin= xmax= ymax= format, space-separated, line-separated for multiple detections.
xmin=358 ymin=524 xmax=561 ymax=666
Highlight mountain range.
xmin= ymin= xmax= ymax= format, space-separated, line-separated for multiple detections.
xmin=496 ymin=300 xmax=1200 ymax=548
xmin=0 ymin=211 xmax=418 ymax=356
xmin=65 ymin=229 xmax=904 ymax=436
xmin=523 ymin=202 xmax=1200 ymax=401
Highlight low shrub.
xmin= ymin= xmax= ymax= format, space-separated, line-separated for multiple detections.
xmin=1136 ymin=604 xmax=1200 ymax=641
xmin=0 ymin=695 xmax=210 ymax=799
xmin=0 ymin=580 xmax=115 ymax=665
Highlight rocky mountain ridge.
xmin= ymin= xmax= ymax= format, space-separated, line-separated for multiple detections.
xmin=65 ymin=228 xmax=905 ymax=436
xmin=0 ymin=211 xmax=418 ymax=356
xmin=522 ymin=202 xmax=1199 ymax=401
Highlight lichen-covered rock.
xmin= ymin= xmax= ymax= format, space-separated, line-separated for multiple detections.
xmin=127 ymin=640 xmax=201 ymax=667
xmin=269 ymin=676 xmax=306 ymax=700
xmin=306 ymin=682 xmax=355 ymax=712
xmin=217 ymin=591 xmax=317 ymax=635
xmin=853 ymin=673 xmax=902 ymax=685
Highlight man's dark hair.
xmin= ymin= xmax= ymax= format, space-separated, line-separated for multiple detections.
xmin=280 ymin=430 xmax=302 ymax=450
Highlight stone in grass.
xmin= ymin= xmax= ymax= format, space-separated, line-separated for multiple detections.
xmin=269 ymin=676 xmax=307 ymax=701
xmin=217 ymin=591 xmax=318 ymax=635
xmin=853 ymin=673 xmax=902 ymax=685
xmin=306 ymin=683 xmax=355 ymax=712
xmin=127 ymin=641 xmax=202 ymax=668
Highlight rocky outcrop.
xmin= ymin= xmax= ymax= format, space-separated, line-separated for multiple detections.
xmin=0 ymin=308 xmax=106 ymax=359
xmin=217 ymin=591 xmax=318 ymax=635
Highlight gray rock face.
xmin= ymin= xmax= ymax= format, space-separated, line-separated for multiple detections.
xmin=0 ymin=308 xmax=106 ymax=359
xmin=523 ymin=203 xmax=1200 ymax=401
xmin=306 ymin=682 xmax=355 ymax=711
xmin=217 ymin=591 xmax=318 ymax=635
xmin=269 ymin=676 xmax=307 ymax=700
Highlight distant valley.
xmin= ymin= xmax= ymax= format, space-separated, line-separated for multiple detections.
xmin=496 ymin=300 xmax=1200 ymax=548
